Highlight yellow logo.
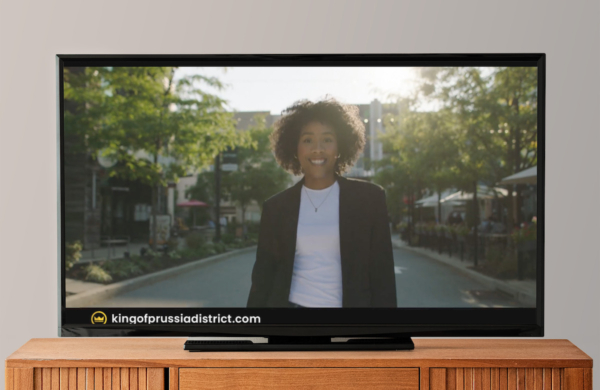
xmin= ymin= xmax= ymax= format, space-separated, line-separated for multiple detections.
xmin=91 ymin=311 xmax=107 ymax=324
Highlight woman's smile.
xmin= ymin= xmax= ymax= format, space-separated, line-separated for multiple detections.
xmin=309 ymin=158 xmax=327 ymax=165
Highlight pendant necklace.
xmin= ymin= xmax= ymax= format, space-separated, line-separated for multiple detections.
xmin=304 ymin=183 xmax=335 ymax=212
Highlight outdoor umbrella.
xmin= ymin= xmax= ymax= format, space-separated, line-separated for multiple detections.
xmin=176 ymin=199 xmax=209 ymax=226
xmin=498 ymin=166 xmax=537 ymax=185
xmin=440 ymin=186 xmax=508 ymax=203
xmin=415 ymin=189 xmax=460 ymax=208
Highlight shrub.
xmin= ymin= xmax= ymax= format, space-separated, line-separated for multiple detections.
xmin=455 ymin=224 xmax=470 ymax=237
xmin=166 ymin=238 xmax=180 ymax=252
xmin=213 ymin=242 xmax=227 ymax=254
xmin=227 ymin=220 xmax=239 ymax=235
xmin=226 ymin=239 xmax=244 ymax=249
xmin=474 ymin=247 xmax=519 ymax=280
xmin=179 ymin=247 xmax=208 ymax=259
xmin=65 ymin=241 xmax=83 ymax=271
xmin=85 ymin=264 xmax=112 ymax=283
xmin=485 ymin=252 xmax=518 ymax=280
xmin=244 ymin=237 xmax=258 ymax=245
xmin=434 ymin=224 xmax=447 ymax=234
xmin=167 ymin=251 xmax=181 ymax=260
xmin=221 ymin=233 xmax=235 ymax=245
xmin=203 ymin=242 xmax=218 ymax=256
xmin=108 ymin=260 xmax=143 ymax=279
xmin=185 ymin=232 xmax=206 ymax=250
xmin=511 ymin=221 xmax=537 ymax=243
xmin=246 ymin=221 xmax=260 ymax=235
xmin=145 ymin=249 xmax=162 ymax=259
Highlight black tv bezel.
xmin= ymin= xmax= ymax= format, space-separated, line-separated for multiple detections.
xmin=58 ymin=53 xmax=545 ymax=338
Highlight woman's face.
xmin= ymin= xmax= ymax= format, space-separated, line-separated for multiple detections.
xmin=297 ymin=121 xmax=339 ymax=180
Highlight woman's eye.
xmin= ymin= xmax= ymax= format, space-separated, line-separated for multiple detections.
xmin=303 ymin=138 xmax=311 ymax=143
xmin=325 ymin=138 xmax=333 ymax=142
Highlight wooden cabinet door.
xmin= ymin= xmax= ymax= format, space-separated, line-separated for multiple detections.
xmin=180 ymin=367 xmax=419 ymax=390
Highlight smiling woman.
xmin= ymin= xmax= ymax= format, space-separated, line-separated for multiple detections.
xmin=247 ymin=98 xmax=398 ymax=308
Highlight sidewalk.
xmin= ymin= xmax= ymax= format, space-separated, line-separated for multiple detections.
xmin=65 ymin=278 xmax=104 ymax=295
xmin=391 ymin=235 xmax=536 ymax=307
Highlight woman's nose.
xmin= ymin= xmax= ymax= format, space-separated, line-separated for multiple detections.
xmin=312 ymin=140 xmax=325 ymax=151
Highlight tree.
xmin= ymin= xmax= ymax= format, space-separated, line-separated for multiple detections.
xmin=373 ymin=154 xmax=410 ymax=226
xmin=417 ymin=66 xmax=538 ymax=229
xmin=221 ymin=114 xmax=291 ymax=231
xmin=376 ymin=97 xmax=460 ymax=228
xmin=64 ymin=66 xmax=253 ymax=248
xmin=489 ymin=67 xmax=538 ymax=226
xmin=374 ymin=99 xmax=424 ymax=242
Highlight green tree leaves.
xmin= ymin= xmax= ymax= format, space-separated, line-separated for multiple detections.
xmin=376 ymin=66 xmax=538 ymax=228
xmin=64 ymin=66 xmax=253 ymax=185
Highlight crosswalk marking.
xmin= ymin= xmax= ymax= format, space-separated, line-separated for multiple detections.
xmin=394 ymin=266 xmax=407 ymax=274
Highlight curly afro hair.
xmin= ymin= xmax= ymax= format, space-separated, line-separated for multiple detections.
xmin=270 ymin=97 xmax=366 ymax=176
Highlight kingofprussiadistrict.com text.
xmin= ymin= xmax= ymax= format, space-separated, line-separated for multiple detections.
xmin=111 ymin=313 xmax=261 ymax=325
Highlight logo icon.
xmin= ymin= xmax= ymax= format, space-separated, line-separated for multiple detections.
xmin=91 ymin=311 xmax=107 ymax=324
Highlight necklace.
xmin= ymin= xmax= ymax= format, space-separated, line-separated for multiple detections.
xmin=303 ymin=183 xmax=335 ymax=212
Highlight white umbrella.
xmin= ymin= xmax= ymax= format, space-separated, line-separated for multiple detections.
xmin=499 ymin=166 xmax=537 ymax=185
xmin=415 ymin=190 xmax=459 ymax=207
xmin=441 ymin=186 xmax=508 ymax=203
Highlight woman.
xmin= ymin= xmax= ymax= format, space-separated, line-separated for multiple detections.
xmin=246 ymin=98 xmax=397 ymax=308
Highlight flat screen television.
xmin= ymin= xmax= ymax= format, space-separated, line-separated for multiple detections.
xmin=58 ymin=54 xmax=544 ymax=350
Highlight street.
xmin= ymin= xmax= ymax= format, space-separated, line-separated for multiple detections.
xmin=96 ymin=247 xmax=520 ymax=308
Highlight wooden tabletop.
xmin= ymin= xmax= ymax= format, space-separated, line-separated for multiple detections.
xmin=6 ymin=338 xmax=592 ymax=369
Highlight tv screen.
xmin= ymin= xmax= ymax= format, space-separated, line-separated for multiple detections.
xmin=58 ymin=54 xmax=544 ymax=339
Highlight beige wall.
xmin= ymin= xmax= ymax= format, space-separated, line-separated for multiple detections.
xmin=176 ymin=176 xmax=198 ymax=204
xmin=1 ymin=0 xmax=598 ymax=386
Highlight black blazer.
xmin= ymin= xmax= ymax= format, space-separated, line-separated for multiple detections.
xmin=247 ymin=174 xmax=397 ymax=308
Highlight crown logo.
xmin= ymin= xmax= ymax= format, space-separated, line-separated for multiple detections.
xmin=91 ymin=311 xmax=107 ymax=324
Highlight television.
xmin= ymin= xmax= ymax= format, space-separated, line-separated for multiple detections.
xmin=58 ymin=54 xmax=544 ymax=350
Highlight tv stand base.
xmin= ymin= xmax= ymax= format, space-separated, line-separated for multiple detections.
xmin=184 ymin=336 xmax=414 ymax=351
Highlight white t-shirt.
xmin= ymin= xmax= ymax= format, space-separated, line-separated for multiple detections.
xmin=288 ymin=181 xmax=343 ymax=307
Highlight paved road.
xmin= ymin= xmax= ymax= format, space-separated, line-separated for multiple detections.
xmin=393 ymin=247 xmax=519 ymax=307
xmin=97 ymin=247 xmax=520 ymax=308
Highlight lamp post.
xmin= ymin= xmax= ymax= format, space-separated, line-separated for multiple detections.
xmin=214 ymin=152 xmax=221 ymax=243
